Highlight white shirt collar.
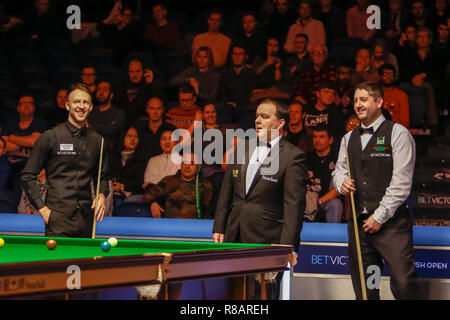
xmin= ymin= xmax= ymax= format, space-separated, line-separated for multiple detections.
xmin=361 ymin=114 xmax=385 ymax=132
xmin=260 ymin=134 xmax=282 ymax=148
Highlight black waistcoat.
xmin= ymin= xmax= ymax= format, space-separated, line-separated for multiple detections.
xmin=45 ymin=123 xmax=109 ymax=217
xmin=348 ymin=120 xmax=397 ymax=216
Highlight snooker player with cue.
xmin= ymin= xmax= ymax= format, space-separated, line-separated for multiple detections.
xmin=21 ymin=83 xmax=109 ymax=238
xmin=332 ymin=82 xmax=418 ymax=300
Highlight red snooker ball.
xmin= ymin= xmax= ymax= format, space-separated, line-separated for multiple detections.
xmin=46 ymin=239 xmax=57 ymax=250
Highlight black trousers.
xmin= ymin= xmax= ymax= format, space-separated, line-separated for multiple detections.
xmin=41 ymin=208 xmax=97 ymax=299
xmin=347 ymin=210 xmax=419 ymax=300
xmin=45 ymin=207 xmax=93 ymax=238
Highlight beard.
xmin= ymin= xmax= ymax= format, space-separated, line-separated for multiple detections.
xmin=97 ymin=93 xmax=111 ymax=105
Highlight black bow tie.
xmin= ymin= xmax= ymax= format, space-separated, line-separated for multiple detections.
xmin=359 ymin=126 xmax=374 ymax=134
xmin=72 ymin=128 xmax=86 ymax=137
xmin=257 ymin=141 xmax=271 ymax=148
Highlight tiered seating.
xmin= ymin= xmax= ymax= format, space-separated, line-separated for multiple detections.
xmin=0 ymin=4 xmax=447 ymax=220
xmin=410 ymin=137 xmax=450 ymax=225
xmin=97 ymin=65 xmax=124 ymax=87
xmin=328 ymin=37 xmax=365 ymax=63
xmin=398 ymin=83 xmax=428 ymax=128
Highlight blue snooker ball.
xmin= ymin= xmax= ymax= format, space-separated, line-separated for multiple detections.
xmin=101 ymin=241 xmax=111 ymax=252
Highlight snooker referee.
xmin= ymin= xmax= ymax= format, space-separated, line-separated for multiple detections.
xmin=21 ymin=83 xmax=109 ymax=238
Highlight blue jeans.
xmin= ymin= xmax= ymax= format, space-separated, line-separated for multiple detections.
xmin=322 ymin=198 xmax=344 ymax=223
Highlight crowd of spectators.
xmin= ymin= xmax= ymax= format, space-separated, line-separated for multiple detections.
xmin=0 ymin=0 xmax=448 ymax=223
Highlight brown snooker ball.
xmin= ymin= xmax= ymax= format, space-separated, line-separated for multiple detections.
xmin=46 ymin=239 xmax=57 ymax=250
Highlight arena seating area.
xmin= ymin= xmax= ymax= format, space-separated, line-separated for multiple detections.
xmin=0 ymin=0 xmax=449 ymax=225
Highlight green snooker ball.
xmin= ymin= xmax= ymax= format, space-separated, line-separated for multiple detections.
xmin=107 ymin=237 xmax=118 ymax=247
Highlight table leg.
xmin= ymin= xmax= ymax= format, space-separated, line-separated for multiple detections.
xmin=164 ymin=283 xmax=169 ymax=300
xmin=260 ymin=273 xmax=267 ymax=300
xmin=226 ymin=275 xmax=251 ymax=299
xmin=243 ymin=275 xmax=247 ymax=300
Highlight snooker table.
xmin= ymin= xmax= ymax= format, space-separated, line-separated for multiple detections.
xmin=0 ymin=235 xmax=293 ymax=299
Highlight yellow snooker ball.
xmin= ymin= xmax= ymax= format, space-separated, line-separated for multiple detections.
xmin=0 ymin=238 xmax=4 ymax=248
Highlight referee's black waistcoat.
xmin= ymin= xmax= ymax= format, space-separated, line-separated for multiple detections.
xmin=22 ymin=121 xmax=110 ymax=217
xmin=347 ymin=120 xmax=406 ymax=219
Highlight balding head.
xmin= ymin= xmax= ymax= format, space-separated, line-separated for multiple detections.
xmin=311 ymin=44 xmax=327 ymax=65
xmin=146 ymin=97 xmax=164 ymax=122
xmin=128 ymin=59 xmax=144 ymax=84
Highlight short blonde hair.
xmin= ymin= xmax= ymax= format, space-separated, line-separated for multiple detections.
xmin=67 ymin=83 xmax=93 ymax=102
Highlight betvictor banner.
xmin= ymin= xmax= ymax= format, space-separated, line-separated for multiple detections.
xmin=412 ymin=191 xmax=450 ymax=210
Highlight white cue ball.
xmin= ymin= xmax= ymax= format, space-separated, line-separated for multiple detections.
xmin=107 ymin=237 xmax=118 ymax=247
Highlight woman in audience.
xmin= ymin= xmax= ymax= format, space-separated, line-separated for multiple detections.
xmin=197 ymin=104 xmax=239 ymax=191
xmin=109 ymin=126 xmax=147 ymax=206
xmin=169 ymin=46 xmax=220 ymax=104
xmin=393 ymin=24 xmax=417 ymax=63
xmin=252 ymin=36 xmax=290 ymax=97
xmin=143 ymin=129 xmax=180 ymax=188
xmin=202 ymin=103 xmax=221 ymax=130
xmin=253 ymin=37 xmax=283 ymax=75
xmin=200 ymin=103 xmax=225 ymax=172
xmin=369 ymin=38 xmax=399 ymax=80
xmin=397 ymin=24 xmax=417 ymax=48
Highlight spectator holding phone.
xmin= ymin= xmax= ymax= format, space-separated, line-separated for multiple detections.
xmin=253 ymin=37 xmax=284 ymax=76
xmin=113 ymin=59 xmax=165 ymax=127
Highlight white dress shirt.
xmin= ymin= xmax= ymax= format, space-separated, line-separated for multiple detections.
xmin=144 ymin=152 xmax=181 ymax=185
xmin=332 ymin=115 xmax=416 ymax=224
xmin=246 ymin=135 xmax=282 ymax=194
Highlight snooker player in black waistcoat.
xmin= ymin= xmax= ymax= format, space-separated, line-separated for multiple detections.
xmin=21 ymin=83 xmax=110 ymax=238
xmin=332 ymin=82 xmax=418 ymax=300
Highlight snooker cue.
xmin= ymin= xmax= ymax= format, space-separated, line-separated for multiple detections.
xmin=91 ymin=137 xmax=104 ymax=239
xmin=345 ymin=142 xmax=368 ymax=300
